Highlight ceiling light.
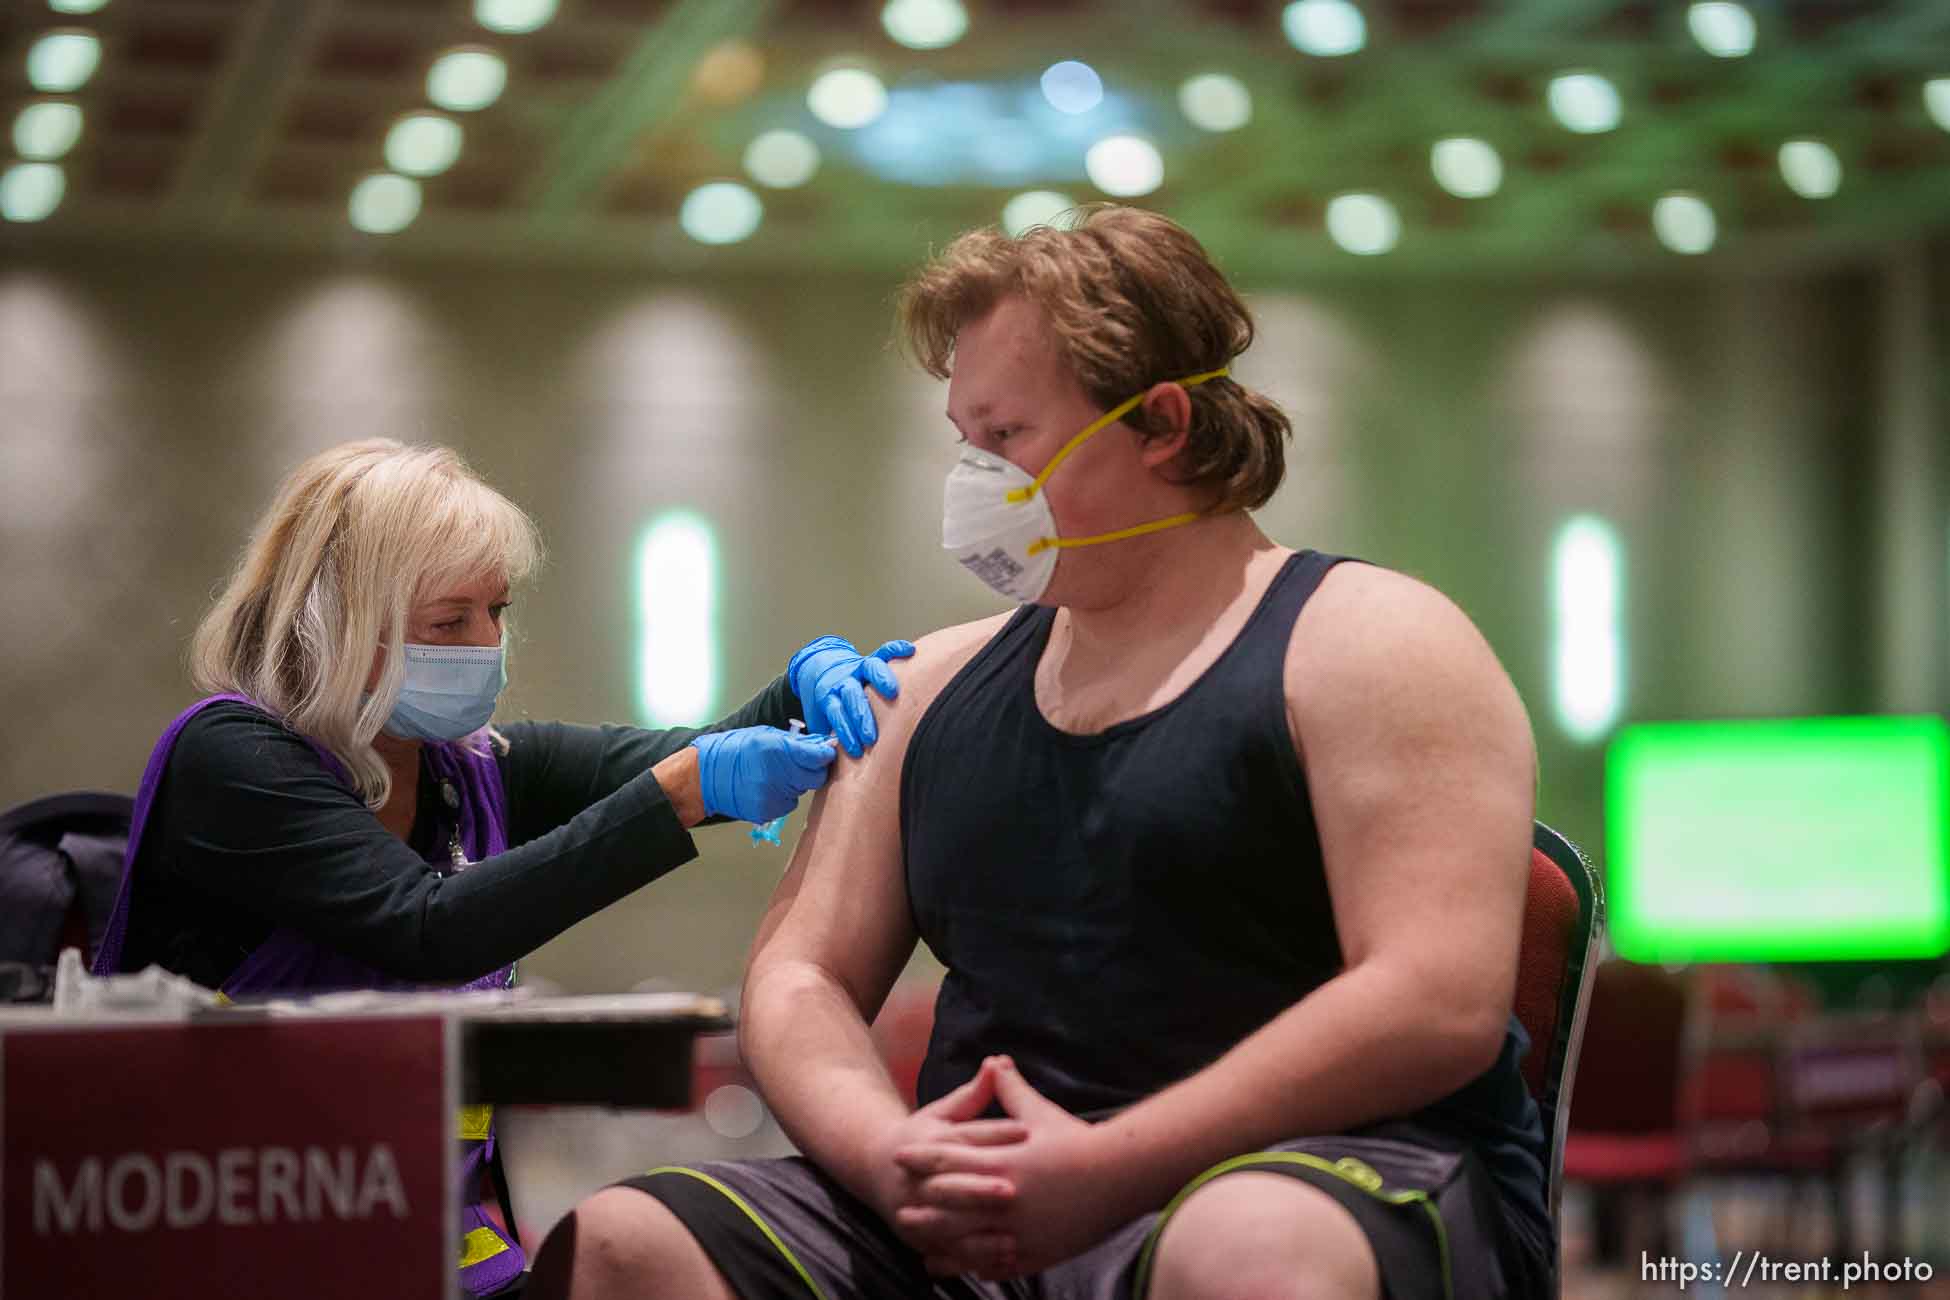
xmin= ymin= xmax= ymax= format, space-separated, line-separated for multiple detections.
xmin=1652 ymin=193 xmax=1715 ymax=254
xmin=13 ymin=102 xmax=83 ymax=161
xmin=48 ymin=0 xmax=109 ymax=12
xmin=1084 ymin=135 xmax=1163 ymax=197
xmin=1925 ymin=79 xmax=1950 ymax=134
xmin=1326 ymin=192 xmax=1399 ymax=255
xmin=1687 ymin=3 xmax=1755 ymax=58
xmin=385 ymin=113 xmax=463 ymax=178
xmin=474 ymin=0 xmax=557 ymax=35
xmin=0 ymin=162 xmax=65 ymax=222
xmin=27 ymin=31 xmax=101 ymax=93
xmin=1548 ymin=72 xmax=1621 ymax=134
xmin=1282 ymin=0 xmax=1366 ymax=57
xmin=743 ymin=129 xmax=820 ymax=188
xmin=1001 ymin=190 xmax=1076 ymax=237
xmin=881 ymin=0 xmax=967 ymax=50
xmin=1778 ymin=140 xmax=1840 ymax=199
xmin=1178 ymin=73 xmax=1252 ymax=132
xmin=348 ymin=173 xmax=422 ymax=235
xmin=427 ymin=48 xmax=507 ymax=113
xmin=681 ymin=181 xmax=762 ymax=244
xmin=843 ymin=80 xmax=1137 ymax=187
xmin=807 ymin=68 xmax=888 ymax=129
xmin=1430 ymin=137 xmax=1502 ymax=198
xmin=1040 ymin=61 xmax=1103 ymax=115
xmin=973 ymin=120 xmax=1038 ymax=180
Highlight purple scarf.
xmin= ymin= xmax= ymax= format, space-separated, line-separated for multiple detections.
xmin=94 ymin=694 xmax=524 ymax=1295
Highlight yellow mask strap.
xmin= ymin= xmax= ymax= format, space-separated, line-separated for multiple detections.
xmin=1025 ymin=511 xmax=1203 ymax=556
xmin=1004 ymin=366 xmax=1230 ymax=505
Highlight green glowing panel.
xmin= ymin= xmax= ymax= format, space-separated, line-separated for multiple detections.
xmin=1606 ymin=716 xmax=1950 ymax=962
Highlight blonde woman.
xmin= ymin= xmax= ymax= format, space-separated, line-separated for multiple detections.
xmin=95 ymin=436 xmax=909 ymax=991
xmin=93 ymin=444 xmax=912 ymax=1294
xmin=91 ymin=439 xmax=909 ymax=1296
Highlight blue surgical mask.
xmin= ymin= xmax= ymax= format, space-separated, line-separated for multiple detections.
xmin=381 ymin=643 xmax=506 ymax=742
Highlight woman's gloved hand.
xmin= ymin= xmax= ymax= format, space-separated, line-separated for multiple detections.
xmin=787 ymin=635 xmax=918 ymax=758
xmin=690 ymin=726 xmax=838 ymax=823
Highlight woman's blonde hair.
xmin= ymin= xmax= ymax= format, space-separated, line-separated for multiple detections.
xmin=897 ymin=203 xmax=1291 ymax=511
xmin=189 ymin=439 xmax=543 ymax=808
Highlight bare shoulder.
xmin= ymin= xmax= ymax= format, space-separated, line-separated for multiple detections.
xmin=901 ymin=612 xmax=1013 ymax=691
xmin=805 ymin=611 xmax=1010 ymax=798
xmin=1287 ymin=562 xmax=1497 ymax=678
xmin=871 ymin=612 xmax=1013 ymax=740
xmin=1284 ymin=562 xmax=1532 ymax=768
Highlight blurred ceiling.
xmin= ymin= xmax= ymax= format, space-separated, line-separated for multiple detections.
xmin=5 ymin=0 xmax=1950 ymax=277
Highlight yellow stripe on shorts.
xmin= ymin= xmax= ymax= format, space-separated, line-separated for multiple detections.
xmin=1132 ymin=1151 xmax=1453 ymax=1300
xmin=645 ymin=1166 xmax=830 ymax=1300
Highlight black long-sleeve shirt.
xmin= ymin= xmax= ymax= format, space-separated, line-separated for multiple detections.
xmin=118 ymin=676 xmax=801 ymax=988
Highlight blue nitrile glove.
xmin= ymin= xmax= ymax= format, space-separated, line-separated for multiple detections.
xmin=690 ymin=726 xmax=838 ymax=824
xmin=786 ymin=635 xmax=918 ymax=758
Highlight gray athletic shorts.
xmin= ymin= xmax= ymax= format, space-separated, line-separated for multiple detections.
xmin=616 ymin=1122 xmax=1553 ymax=1300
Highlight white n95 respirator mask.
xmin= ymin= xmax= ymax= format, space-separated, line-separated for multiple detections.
xmin=941 ymin=449 xmax=1061 ymax=604
xmin=939 ymin=366 xmax=1230 ymax=605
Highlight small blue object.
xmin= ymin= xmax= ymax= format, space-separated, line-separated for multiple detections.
xmin=749 ymin=718 xmax=817 ymax=846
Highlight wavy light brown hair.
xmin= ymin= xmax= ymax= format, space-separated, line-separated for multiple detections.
xmin=189 ymin=439 xmax=543 ymax=808
xmin=897 ymin=204 xmax=1291 ymax=511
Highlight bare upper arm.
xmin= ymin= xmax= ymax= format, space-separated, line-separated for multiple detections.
xmin=1285 ymin=564 xmax=1536 ymax=1008
xmin=744 ymin=613 xmax=1012 ymax=1020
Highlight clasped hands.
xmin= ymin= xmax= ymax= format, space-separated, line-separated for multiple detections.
xmin=868 ymin=1056 xmax=1130 ymax=1280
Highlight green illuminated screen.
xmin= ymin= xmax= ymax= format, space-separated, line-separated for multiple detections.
xmin=1606 ymin=716 xmax=1950 ymax=963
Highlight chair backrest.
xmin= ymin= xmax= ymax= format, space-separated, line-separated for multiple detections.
xmin=1568 ymin=959 xmax=1688 ymax=1134
xmin=0 ymin=791 xmax=134 ymax=998
xmin=1677 ymin=967 xmax=1803 ymax=1137
xmin=0 ymin=792 xmax=134 ymax=955
xmin=1513 ymin=821 xmax=1605 ymax=1254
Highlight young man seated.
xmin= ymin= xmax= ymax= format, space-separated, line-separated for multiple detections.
xmin=529 ymin=205 xmax=1552 ymax=1300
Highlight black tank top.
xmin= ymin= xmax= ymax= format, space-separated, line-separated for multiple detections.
xmin=901 ymin=549 xmax=1550 ymax=1245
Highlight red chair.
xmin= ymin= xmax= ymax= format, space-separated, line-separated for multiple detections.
xmin=1774 ymin=1010 xmax=1920 ymax=1259
xmin=1677 ymin=968 xmax=1837 ymax=1262
xmin=1561 ymin=960 xmax=1689 ymax=1262
xmin=1514 ymin=821 xmax=1606 ymax=1294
